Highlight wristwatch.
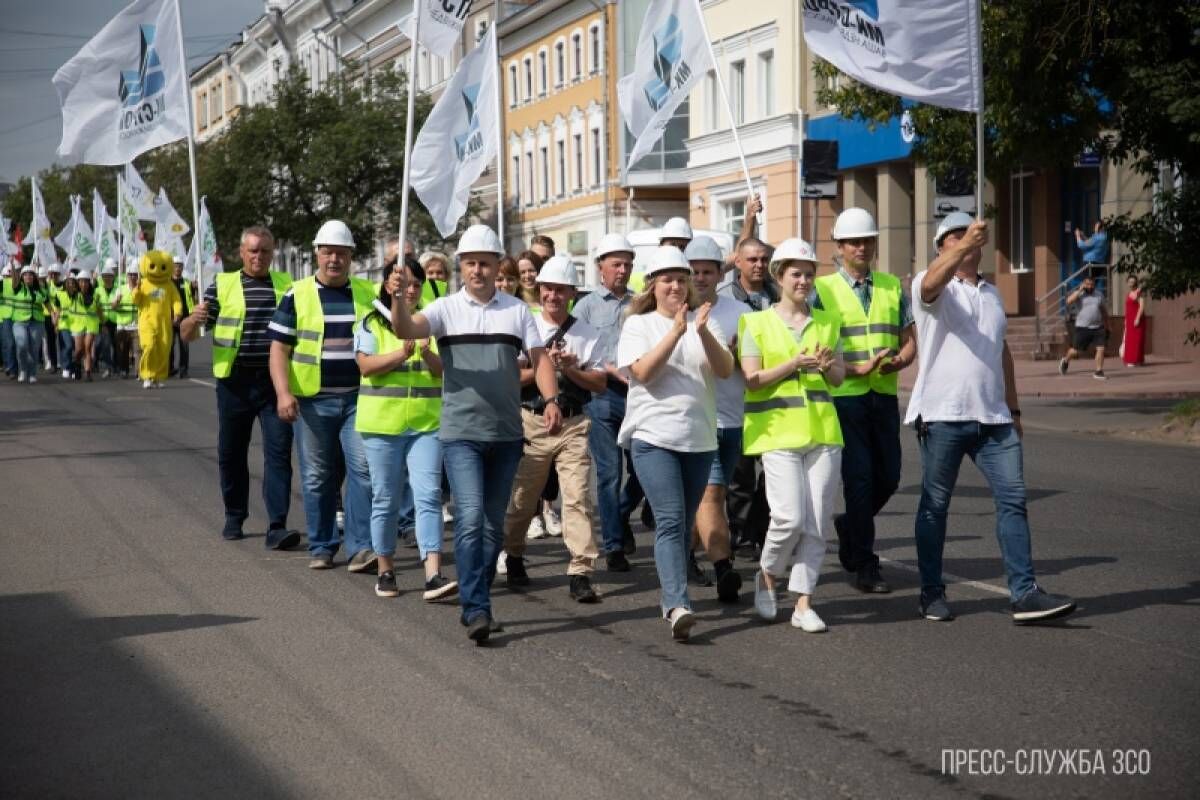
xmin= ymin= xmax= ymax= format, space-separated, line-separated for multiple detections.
xmin=545 ymin=395 xmax=562 ymax=408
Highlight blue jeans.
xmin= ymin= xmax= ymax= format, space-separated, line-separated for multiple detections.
xmin=915 ymin=421 xmax=1037 ymax=602
xmin=59 ymin=329 xmax=76 ymax=373
xmin=630 ymin=440 xmax=715 ymax=616
xmin=361 ymin=431 xmax=443 ymax=559
xmin=833 ymin=392 xmax=902 ymax=572
xmin=442 ymin=438 xmax=524 ymax=623
xmin=215 ymin=371 xmax=293 ymax=532
xmin=708 ymin=427 xmax=744 ymax=486
xmin=296 ymin=394 xmax=372 ymax=560
xmin=587 ymin=391 xmax=644 ymax=553
xmin=0 ymin=320 xmax=15 ymax=375
xmin=12 ymin=321 xmax=44 ymax=377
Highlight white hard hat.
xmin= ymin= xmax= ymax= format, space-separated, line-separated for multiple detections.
xmin=0 ymin=265 xmax=10 ymax=277
xmin=831 ymin=207 xmax=879 ymax=240
xmin=934 ymin=211 xmax=975 ymax=250
xmin=76 ymin=269 xmax=92 ymax=281
xmin=594 ymin=232 xmax=634 ymax=260
xmin=683 ymin=235 xmax=723 ymax=264
xmin=644 ymin=245 xmax=692 ymax=278
xmin=456 ymin=224 xmax=504 ymax=256
xmin=660 ymin=217 xmax=693 ymax=242
xmin=37 ymin=266 xmax=49 ymax=279
xmin=102 ymin=257 xmax=117 ymax=274
xmin=127 ymin=263 xmax=140 ymax=275
xmin=770 ymin=238 xmax=818 ymax=268
xmin=312 ymin=219 xmax=356 ymax=249
xmin=47 ymin=263 xmax=61 ymax=273
xmin=536 ymin=255 xmax=580 ymax=287
xmin=21 ymin=264 xmax=36 ymax=275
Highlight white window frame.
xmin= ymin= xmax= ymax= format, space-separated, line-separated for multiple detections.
xmin=729 ymin=59 xmax=745 ymax=125
xmin=588 ymin=22 xmax=602 ymax=75
xmin=1010 ymin=169 xmax=1035 ymax=273
xmin=537 ymin=47 xmax=549 ymax=97
xmin=508 ymin=63 xmax=518 ymax=108
xmin=709 ymin=179 xmax=767 ymax=242
xmin=522 ymin=55 xmax=533 ymax=101
xmin=757 ymin=49 xmax=774 ymax=118
xmin=570 ymin=29 xmax=584 ymax=81
xmin=553 ymin=37 xmax=566 ymax=88
xmin=590 ymin=127 xmax=601 ymax=188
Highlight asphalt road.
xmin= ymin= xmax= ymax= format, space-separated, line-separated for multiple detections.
xmin=1 ymin=342 xmax=1197 ymax=799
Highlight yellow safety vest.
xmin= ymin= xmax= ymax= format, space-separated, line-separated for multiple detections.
xmin=8 ymin=284 xmax=48 ymax=323
xmin=0 ymin=282 xmax=11 ymax=321
xmin=355 ymin=316 xmax=442 ymax=435
xmin=419 ymin=279 xmax=447 ymax=309
xmin=110 ymin=285 xmax=138 ymax=327
xmin=738 ymin=308 xmax=844 ymax=455
xmin=288 ymin=275 xmax=376 ymax=397
xmin=813 ymin=271 xmax=902 ymax=397
xmin=212 ymin=270 xmax=293 ymax=378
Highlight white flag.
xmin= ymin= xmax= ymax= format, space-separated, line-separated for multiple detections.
xmin=53 ymin=0 xmax=190 ymax=165
xmin=124 ymin=163 xmax=158 ymax=220
xmin=22 ymin=178 xmax=58 ymax=266
xmin=0 ymin=213 xmax=15 ymax=257
xmin=54 ymin=196 xmax=79 ymax=251
xmin=801 ymin=0 xmax=982 ymax=113
xmin=153 ymin=186 xmax=190 ymax=249
xmin=57 ymin=198 xmax=100 ymax=272
xmin=118 ymin=174 xmax=149 ymax=258
xmin=412 ymin=0 xmax=472 ymax=58
xmin=617 ymin=0 xmax=715 ymax=169
xmin=186 ymin=197 xmax=223 ymax=287
xmin=410 ymin=27 xmax=499 ymax=238
xmin=93 ymin=189 xmax=119 ymax=267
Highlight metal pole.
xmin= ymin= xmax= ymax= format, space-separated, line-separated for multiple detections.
xmin=172 ymin=0 xmax=203 ymax=292
xmin=398 ymin=0 xmax=423 ymax=256
xmin=625 ymin=186 xmax=634 ymax=234
xmin=491 ymin=26 xmax=505 ymax=248
xmin=973 ymin=0 xmax=985 ymax=217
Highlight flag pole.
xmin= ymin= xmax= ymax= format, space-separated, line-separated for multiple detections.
xmin=973 ymin=0 xmax=985 ymax=217
xmin=626 ymin=186 xmax=634 ymax=235
xmin=171 ymin=0 xmax=203 ymax=292
xmin=398 ymin=0 xmax=423 ymax=262
xmin=492 ymin=27 xmax=505 ymax=250
xmin=693 ymin=0 xmax=758 ymax=225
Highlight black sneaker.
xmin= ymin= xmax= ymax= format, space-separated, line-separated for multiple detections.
xmin=1058 ymin=357 xmax=1068 ymax=375
xmin=265 ymin=528 xmax=301 ymax=550
xmin=688 ymin=551 xmax=713 ymax=587
xmin=714 ymin=560 xmax=742 ymax=603
xmin=569 ymin=574 xmax=600 ymax=603
xmin=852 ymin=563 xmax=891 ymax=594
xmin=375 ymin=571 xmax=400 ymax=598
xmin=506 ymin=555 xmax=530 ymax=587
xmin=422 ymin=573 xmax=458 ymax=601
xmin=1092 ymin=370 xmax=1107 ymax=380
xmin=621 ymin=521 xmax=637 ymax=555
xmin=640 ymin=503 xmax=655 ymax=530
xmin=467 ymin=615 xmax=491 ymax=644
xmin=606 ymin=551 xmax=631 ymax=572
xmin=919 ymin=592 xmax=954 ymax=621
xmin=221 ymin=524 xmax=244 ymax=541
xmin=1011 ymin=588 xmax=1076 ymax=624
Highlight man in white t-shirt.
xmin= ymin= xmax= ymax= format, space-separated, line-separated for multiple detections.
xmin=687 ymin=236 xmax=750 ymax=603
xmin=502 ymin=257 xmax=607 ymax=603
xmin=907 ymin=213 xmax=1076 ymax=625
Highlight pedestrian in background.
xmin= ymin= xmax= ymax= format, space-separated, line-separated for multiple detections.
xmin=740 ymin=239 xmax=844 ymax=633
xmin=1121 ymin=275 xmax=1146 ymax=367
xmin=170 ymin=256 xmax=195 ymax=378
xmin=515 ymin=250 xmax=543 ymax=307
xmin=1059 ymin=274 xmax=1109 ymax=380
xmin=496 ymin=255 xmax=520 ymax=296
xmin=183 ymin=226 xmax=299 ymax=548
xmin=8 ymin=265 xmax=49 ymax=384
xmin=617 ymin=246 xmax=734 ymax=641
xmin=95 ymin=260 xmax=119 ymax=378
xmin=0 ymin=264 xmax=16 ymax=379
xmin=109 ymin=260 xmax=140 ymax=378
xmin=71 ymin=270 xmax=101 ymax=382
xmin=529 ymin=234 xmax=556 ymax=261
xmin=907 ymin=214 xmax=1076 ymax=624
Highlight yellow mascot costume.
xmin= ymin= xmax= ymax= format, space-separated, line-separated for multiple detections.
xmin=131 ymin=250 xmax=182 ymax=388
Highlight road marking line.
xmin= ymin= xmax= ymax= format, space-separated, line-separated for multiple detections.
xmin=877 ymin=556 xmax=1010 ymax=596
xmin=189 ymin=378 xmax=217 ymax=388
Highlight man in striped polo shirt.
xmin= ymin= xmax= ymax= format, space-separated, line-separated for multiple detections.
xmin=182 ymin=226 xmax=299 ymax=549
xmin=269 ymin=221 xmax=378 ymax=572
xmin=389 ymin=225 xmax=562 ymax=644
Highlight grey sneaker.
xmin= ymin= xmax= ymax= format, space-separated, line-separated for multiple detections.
xmin=308 ymin=554 xmax=334 ymax=570
xmin=347 ymin=549 xmax=379 ymax=574
xmin=1092 ymin=370 xmax=1107 ymax=380
xmin=919 ymin=592 xmax=954 ymax=621
xmin=1012 ymin=588 xmax=1076 ymax=624
xmin=1058 ymin=357 xmax=1068 ymax=375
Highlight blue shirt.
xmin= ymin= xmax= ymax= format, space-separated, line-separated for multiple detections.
xmin=572 ymin=285 xmax=631 ymax=368
xmin=811 ymin=266 xmax=914 ymax=329
xmin=267 ymin=279 xmax=361 ymax=395
xmin=1078 ymin=231 xmax=1109 ymax=264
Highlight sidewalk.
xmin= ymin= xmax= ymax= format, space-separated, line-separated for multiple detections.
xmin=899 ymin=355 xmax=1200 ymax=399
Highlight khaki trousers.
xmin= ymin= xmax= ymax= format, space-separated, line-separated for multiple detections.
xmin=503 ymin=409 xmax=599 ymax=575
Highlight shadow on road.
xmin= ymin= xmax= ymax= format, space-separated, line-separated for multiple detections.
xmin=0 ymin=592 xmax=282 ymax=798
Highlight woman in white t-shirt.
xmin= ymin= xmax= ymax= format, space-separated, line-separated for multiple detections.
xmin=617 ymin=246 xmax=734 ymax=641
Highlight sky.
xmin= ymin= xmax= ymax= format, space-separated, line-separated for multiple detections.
xmin=0 ymin=0 xmax=265 ymax=186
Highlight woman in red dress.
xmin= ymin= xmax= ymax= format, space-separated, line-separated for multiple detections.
xmin=1122 ymin=275 xmax=1146 ymax=366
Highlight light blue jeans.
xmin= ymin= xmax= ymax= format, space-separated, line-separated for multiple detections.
xmin=915 ymin=421 xmax=1038 ymax=602
xmin=12 ymin=321 xmax=44 ymax=377
xmin=296 ymin=394 xmax=372 ymax=560
xmin=630 ymin=439 xmax=715 ymax=617
xmin=0 ymin=319 xmax=15 ymax=375
xmin=361 ymin=431 xmax=443 ymax=559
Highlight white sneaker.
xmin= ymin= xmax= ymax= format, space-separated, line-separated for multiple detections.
xmin=442 ymin=503 xmax=454 ymax=523
xmin=544 ymin=507 xmax=563 ymax=537
xmin=790 ymin=607 xmax=828 ymax=633
xmin=143 ymin=379 xmax=153 ymax=389
xmin=526 ymin=514 xmax=548 ymax=540
xmin=17 ymin=371 xmax=27 ymax=383
xmin=63 ymin=369 xmax=72 ymax=379
xmin=754 ymin=572 xmax=777 ymax=622
xmin=496 ymin=551 xmax=508 ymax=575
xmin=27 ymin=375 xmax=37 ymax=384
xmin=668 ymin=607 xmax=696 ymax=641
xmin=335 ymin=510 xmax=345 ymax=531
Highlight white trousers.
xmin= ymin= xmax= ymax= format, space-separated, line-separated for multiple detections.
xmin=760 ymin=446 xmax=842 ymax=595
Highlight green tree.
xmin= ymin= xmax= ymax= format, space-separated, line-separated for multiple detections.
xmin=813 ymin=1 xmax=1200 ymax=338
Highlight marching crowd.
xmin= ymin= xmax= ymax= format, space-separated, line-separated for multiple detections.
xmin=1 ymin=254 xmax=196 ymax=386
xmin=3 ymin=207 xmax=1079 ymax=643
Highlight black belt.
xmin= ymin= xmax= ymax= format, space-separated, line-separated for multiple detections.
xmin=522 ymin=402 xmax=582 ymax=419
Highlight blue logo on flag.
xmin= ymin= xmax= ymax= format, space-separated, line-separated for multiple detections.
xmin=847 ymin=0 xmax=879 ymax=19
xmin=454 ymin=83 xmax=484 ymax=161
xmin=642 ymin=14 xmax=692 ymax=113
xmin=119 ymin=25 xmax=165 ymax=108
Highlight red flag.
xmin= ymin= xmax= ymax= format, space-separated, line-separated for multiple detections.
xmin=12 ymin=224 xmax=24 ymax=264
